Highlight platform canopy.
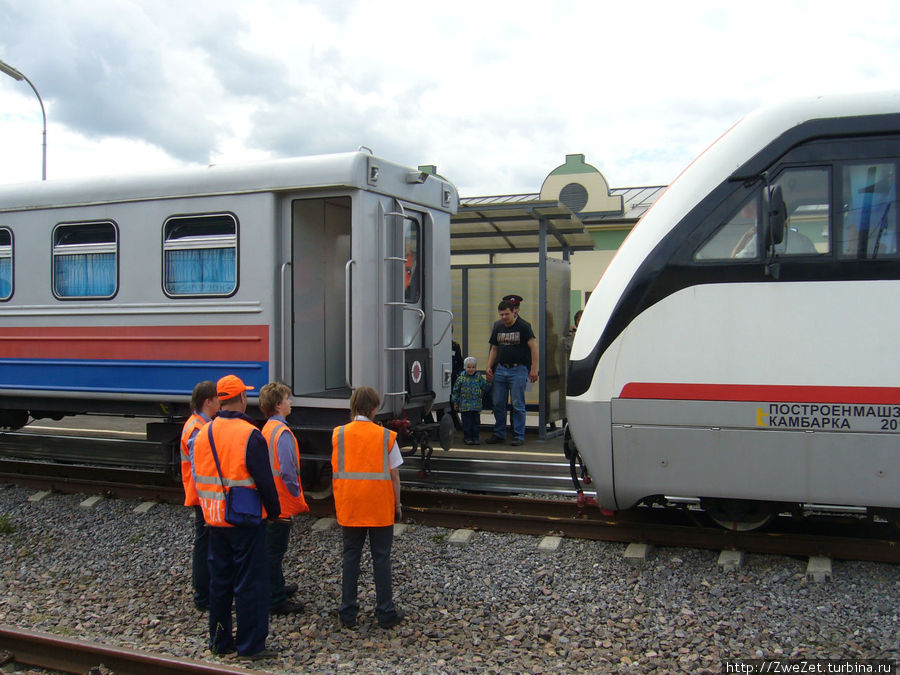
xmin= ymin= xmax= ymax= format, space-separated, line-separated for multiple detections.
xmin=450 ymin=154 xmax=659 ymax=255
xmin=451 ymin=196 xmax=594 ymax=255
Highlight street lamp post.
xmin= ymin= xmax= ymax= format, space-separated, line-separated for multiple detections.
xmin=0 ymin=58 xmax=47 ymax=180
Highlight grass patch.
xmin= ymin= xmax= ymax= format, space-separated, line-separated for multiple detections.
xmin=0 ymin=514 xmax=14 ymax=534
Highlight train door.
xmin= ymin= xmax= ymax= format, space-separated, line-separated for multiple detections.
xmin=290 ymin=196 xmax=351 ymax=397
xmin=383 ymin=202 xmax=431 ymax=416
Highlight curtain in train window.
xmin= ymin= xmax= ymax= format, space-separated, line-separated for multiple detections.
xmin=841 ymin=163 xmax=898 ymax=259
xmin=164 ymin=214 xmax=237 ymax=296
xmin=52 ymin=222 xmax=117 ymax=298
xmin=0 ymin=228 xmax=11 ymax=300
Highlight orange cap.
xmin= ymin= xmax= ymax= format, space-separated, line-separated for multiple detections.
xmin=217 ymin=374 xmax=254 ymax=400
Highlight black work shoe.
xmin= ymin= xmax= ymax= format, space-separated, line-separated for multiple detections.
xmin=239 ymin=648 xmax=278 ymax=661
xmin=195 ymin=602 xmax=210 ymax=611
xmin=284 ymin=583 xmax=299 ymax=597
xmin=510 ymin=438 xmax=524 ymax=446
xmin=270 ymin=599 xmax=303 ymax=615
xmin=485 ymin=435 xmax=505 ymax=444
xmin=378 ymin=609 xmax=405 ymax=629
xmin=212 ymin=645 xmax=236 ymax=656
xmin=340 ymin=616 xmax=358 ymax=629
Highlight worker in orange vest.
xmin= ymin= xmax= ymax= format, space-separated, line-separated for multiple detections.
xmin=331 ymin=386 xmax=405 ymax=629
xmin=180 ymin=380 xmax=220 ymax=611
xmin=259 ymin=382 xmax=308 ymax=615
xmin=192 ymin=374 xmax=281 ymax=661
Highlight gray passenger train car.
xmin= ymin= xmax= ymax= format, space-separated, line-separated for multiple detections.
xmin=0 ymin=151 xmax=458 ymax=482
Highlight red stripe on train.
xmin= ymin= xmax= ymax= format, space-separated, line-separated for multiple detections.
xmin=619 ymin=382 xmax=900 ymax=404
xmin=0 ymin=325 xmax=269 ymax=361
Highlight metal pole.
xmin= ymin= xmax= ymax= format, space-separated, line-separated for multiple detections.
xmin=0 ymin=58 xmax=47 ymax=180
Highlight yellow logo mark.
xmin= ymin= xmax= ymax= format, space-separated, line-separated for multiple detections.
xmin=756 ymin=407 xmax=769 ymax=426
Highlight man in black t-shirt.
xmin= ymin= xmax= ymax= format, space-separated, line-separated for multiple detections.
xmin=485 ymin=300 xmax=539 ymax=446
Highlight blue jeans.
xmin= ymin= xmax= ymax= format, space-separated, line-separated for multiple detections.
xmin=492 ymin=364 xmax=527 ymax=440
xmin=340 ymin=525 xmax=396 ymax=623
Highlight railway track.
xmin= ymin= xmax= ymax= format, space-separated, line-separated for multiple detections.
xmin=1 ymin=447 xmax=898 ymax=565
xmin=0 ymin=625 xmax=264 ymax=675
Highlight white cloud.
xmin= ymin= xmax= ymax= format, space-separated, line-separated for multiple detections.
xmin=1 ymin=0 xmax=899 ymax=192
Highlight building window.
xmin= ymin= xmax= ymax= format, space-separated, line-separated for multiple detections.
xmin=53 ymin=222 xmax=118 ymax=298
xmin=163 ymin=214 xmax=237 ymax=296
xmin=0 ymin=228 xmax=11 ymax=300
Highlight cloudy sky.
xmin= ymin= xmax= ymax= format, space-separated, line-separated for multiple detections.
xmin=1 ymin=0 xmax=898 ymax=195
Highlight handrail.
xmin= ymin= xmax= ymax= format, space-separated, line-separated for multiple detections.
xmin=433 ymin=307 xmax=454 ymax=346
xmin=345 ymin=259 xmax=356 ymax=389
xmin=384 ymin=306 xmax=425 ymax=350
xmin=279 ymin=262 xmax=291 ymax=382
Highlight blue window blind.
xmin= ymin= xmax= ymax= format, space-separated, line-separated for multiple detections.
xmin=53 ymin=222 xmax=117 ymax=298
xmin=164 ymin=214 xmax=237 ymax=296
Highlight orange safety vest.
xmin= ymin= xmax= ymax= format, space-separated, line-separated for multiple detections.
xmin=180 ymin=413 xmax=205 ymax=507
xmin=192 ymin=417 xmax=265 ymax=527
xmin=331 ymin=420 xmax=397 ymax=527
xmin=262 ymin=419 xmax=309 ymax=518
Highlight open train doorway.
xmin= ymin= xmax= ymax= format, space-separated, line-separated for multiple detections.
xmin=291 ymin=196 xmax=351 ymax=398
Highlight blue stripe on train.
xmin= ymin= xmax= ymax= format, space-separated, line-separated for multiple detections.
xmin=0 ymin=358 xmax=269 ymax=396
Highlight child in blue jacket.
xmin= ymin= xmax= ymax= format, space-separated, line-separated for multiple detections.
xmin=451 ymin=356 xmax=491 ymax=444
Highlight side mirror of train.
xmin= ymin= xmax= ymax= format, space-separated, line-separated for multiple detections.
xmin=762 ymin=184 xmax=787 ymax=279
xmin=765 ymin=184 xmax=787 ymax=248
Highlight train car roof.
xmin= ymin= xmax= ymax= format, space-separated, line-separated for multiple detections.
xmin=0 ymin=151 xmax=458 ymax=213
xmin=571 ymin=89 xmax=900 ymax=362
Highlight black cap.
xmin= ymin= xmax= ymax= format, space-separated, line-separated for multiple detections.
xmin=502 ymin=294 xmax=523 ymax=307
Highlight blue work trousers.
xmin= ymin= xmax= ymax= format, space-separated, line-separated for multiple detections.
xmin=208 ymin=523 xmax=269 ymax=657
xmin=491 ymin=364 xmax=528 ymax=440
xmin=191 ymin=506 xmax=210 ymax=608
xmin=266 ymin=519 xmax=291 ymax=608
xmin=340 ymin=525 xmax=396 ymax=623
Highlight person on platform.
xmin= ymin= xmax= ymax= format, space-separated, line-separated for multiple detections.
xmin=192 ymin=375 xmax=281 ymax=661
xmin=451 ymin=356 xmax=490 ymax=444
xmin=485 ymin=299 xmax=539 ymax=446
xmin=180 ymin=380 xmax=220 ymax=611
xmin=331 ymin=386 xmax=405 ymax=629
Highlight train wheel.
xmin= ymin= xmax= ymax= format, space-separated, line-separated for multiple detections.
xmin=301 ymin=462 xmax=333 ymax=500
xmin=700 ymin=498 xmax=776 ymax=531
xmin=0 ymin=409 xmax=29 ymax=430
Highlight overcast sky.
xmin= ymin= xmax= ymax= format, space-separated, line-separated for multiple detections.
xmin=1 ymin=0 xmax=899 ymax=195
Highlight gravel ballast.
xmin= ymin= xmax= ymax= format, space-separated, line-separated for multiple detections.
xmin=0 ymin=484 xmax=897 ymax=674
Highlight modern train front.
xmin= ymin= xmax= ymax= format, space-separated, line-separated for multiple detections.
xmin=566 ymin=92 xmax=900 ymax=526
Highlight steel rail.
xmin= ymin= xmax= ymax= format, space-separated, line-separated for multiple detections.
xmin=0 ymin=625 xmax=266 ymax=675
xmin=3 ymin=457 xmax=898 ymax=565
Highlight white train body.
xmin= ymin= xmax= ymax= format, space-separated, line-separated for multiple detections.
xmin=567 ymin=92 xmax=900 ymax=516
xmin=0 ymin=152 xmax=457 ymax=461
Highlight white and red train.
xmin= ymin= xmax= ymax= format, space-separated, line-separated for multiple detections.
xmin=566 ymin=92 xmax=900 ymax=528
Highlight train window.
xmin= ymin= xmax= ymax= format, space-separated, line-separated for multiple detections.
xmin=840 ymin=162 xmax=898 ymax=259
xmin=0 ymin=228 xmax=11 ymax=300
xmin=771 ymin=167 xmax=830 ymax=256
xmin=694 ymin=192 xmax=762 ymax=261
xmin=404 ymin=220 xmax=421 ymax=303
xmin=52 ymin=222 xmax=118 ymax=299
xmin=163 ymin=214 xmax=237 ymax=296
